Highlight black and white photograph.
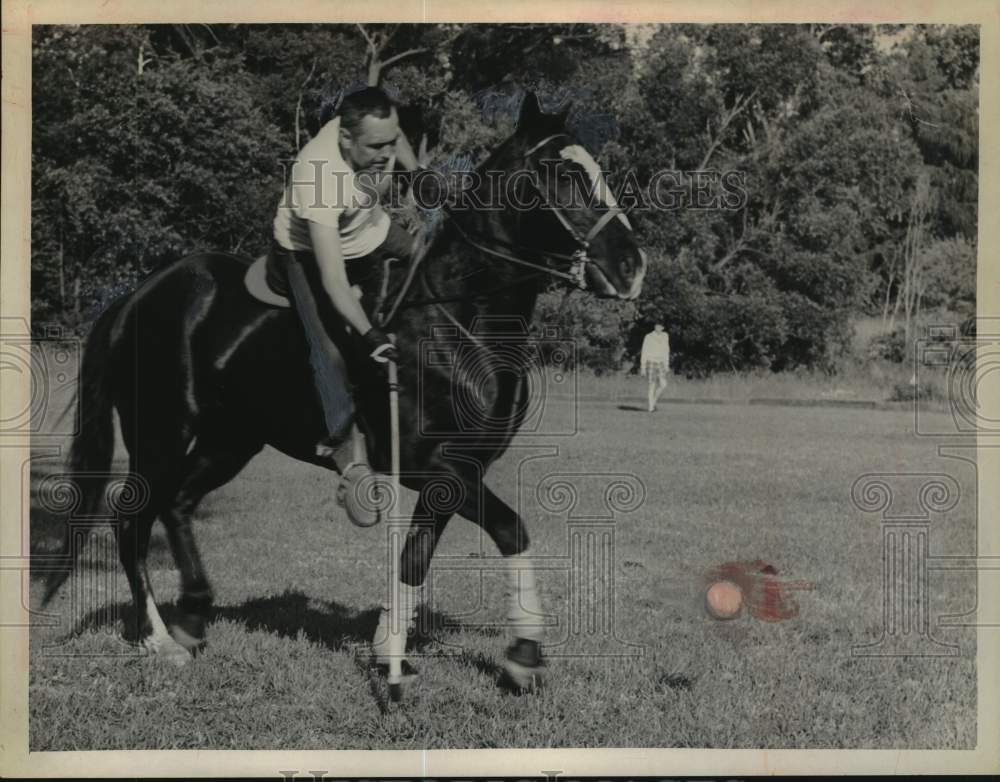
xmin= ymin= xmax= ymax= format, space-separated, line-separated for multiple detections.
xmin=1 ymin=0 xmax=998 ymax=776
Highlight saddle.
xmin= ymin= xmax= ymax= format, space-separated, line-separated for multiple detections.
xmin=244 ymin=227 xmax=435 ymax=326
xmin=244 ymin=255 xmax=291 ymax=308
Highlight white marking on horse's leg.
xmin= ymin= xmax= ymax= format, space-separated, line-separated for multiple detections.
xmin=505 ymin=550 xmax=544 ymax=642
xmin=352 ymin=424 xmax=365 ymax=464
xmin=139 ymin=574 xmax=192 ymax=666
xmin=144 ymin=592 xmax=171 ymax=647
xmin=373 ymin=580 xmax=421 ymax=665
xmin=501 ymin=551 xmax=545 ymax=692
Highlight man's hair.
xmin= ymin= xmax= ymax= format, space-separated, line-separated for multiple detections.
xmin=329 ymin=87 xmax=396 ymax=134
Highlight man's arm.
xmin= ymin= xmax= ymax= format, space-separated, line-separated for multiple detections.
xmin=309 ymin=221 xmax=398 ymax=362
xmin=308 ymin=221 xmax=372 ymax=335
xmin=640 ymin=335 xmax=650 ymax=376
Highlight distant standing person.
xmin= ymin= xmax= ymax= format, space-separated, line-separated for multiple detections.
xmin=641 ymin=322 xmax=670 ymax=412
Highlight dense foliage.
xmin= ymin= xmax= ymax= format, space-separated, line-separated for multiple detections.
xmin=31 ymin=23 xmax=977 ymax=373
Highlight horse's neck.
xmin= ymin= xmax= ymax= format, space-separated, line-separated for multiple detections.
xmin=421 ymin=211 xmax=540 ymax=329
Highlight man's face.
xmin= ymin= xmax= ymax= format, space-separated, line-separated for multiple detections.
xmin=654 ymin=324 xmax=664 ymax=333
xmin=340 ymin=108 xmax=400 ymax=173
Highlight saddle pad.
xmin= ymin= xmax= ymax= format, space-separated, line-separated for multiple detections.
xmin=244 ymin=254 xmax=291 ymax=308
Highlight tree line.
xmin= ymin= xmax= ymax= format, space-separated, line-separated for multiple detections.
xmin=30 ymin=23 xmax=978 ymax=374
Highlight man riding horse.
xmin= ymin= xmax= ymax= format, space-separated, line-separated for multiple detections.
xmin=266 ymin=86 xmax=419 ymax=469
xmin=47 ymin=88 xmax=646 ymax=700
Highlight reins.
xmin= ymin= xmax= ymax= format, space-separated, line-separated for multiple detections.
xmin=375 ymin=133 xmax=624 ymax=329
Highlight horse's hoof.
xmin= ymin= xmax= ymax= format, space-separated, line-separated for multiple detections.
xmin=499 ymin=663 xmax=544 ymax=695
xmin=374 ymin=658 xmax=420 ymax=680
xmin=500 ymin=638 xmax=545 ymax=695
xmin=374 ymin=658 xmax=417 ymax=703
xmin=169 ymin=623 xmax=208 ymax=657
xmin=163 ymin=640 xmax=196 ymax=667
xmin=141 ymin=635 xmax=194 ymax=667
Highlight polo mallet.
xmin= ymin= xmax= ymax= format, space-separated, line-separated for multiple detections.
xmin=385 ymin=335 xmax=405 ymax=702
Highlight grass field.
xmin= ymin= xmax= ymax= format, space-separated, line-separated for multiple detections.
xmin=28 ymin=378 xmax=978 ymax=750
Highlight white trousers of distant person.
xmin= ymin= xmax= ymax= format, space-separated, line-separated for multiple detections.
xmin=645 ymin=361 xmax=669 ymax=412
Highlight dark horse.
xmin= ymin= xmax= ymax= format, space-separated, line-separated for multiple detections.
xmin=45 ymin=94 xmax=646 ymax=696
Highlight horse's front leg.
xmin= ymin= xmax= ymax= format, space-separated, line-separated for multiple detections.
xmin=376 ymin=474 xmax=544 ymax=695
xmin=371 ymin=487 xmax=446 ymax=681
xmin=467 ymin=484 xmax=545 ymax=694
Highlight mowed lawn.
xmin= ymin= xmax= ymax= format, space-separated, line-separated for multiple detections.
xmin=28 ymin=391 xmax=978 ymax=749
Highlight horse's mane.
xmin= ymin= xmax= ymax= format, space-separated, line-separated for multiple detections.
xmin=380 ymin=107 xmax=574 ymax=319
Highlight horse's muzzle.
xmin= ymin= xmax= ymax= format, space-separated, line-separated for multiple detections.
xmin=623 ymin=249 xmax=648 ymax=300
xmin=587 ymin=248 xmax=647 ymax=300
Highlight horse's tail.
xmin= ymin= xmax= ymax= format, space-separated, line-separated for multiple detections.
xmin=41 ymin=298 xmax=126 ymax=607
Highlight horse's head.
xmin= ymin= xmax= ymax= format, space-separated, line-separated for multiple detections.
xmin=480 ymin=92 xmax=647 ymax=300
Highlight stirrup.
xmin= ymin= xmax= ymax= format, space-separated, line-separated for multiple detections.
xmin=316 ymin=433 xmax=346 ymax=459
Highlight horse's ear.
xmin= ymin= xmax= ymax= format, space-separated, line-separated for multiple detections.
xmin=517 ymin=92 xmax=543 ymax=133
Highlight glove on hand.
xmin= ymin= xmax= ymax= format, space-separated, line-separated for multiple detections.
xmin=363 ymin=327 xmax=399 ymax=364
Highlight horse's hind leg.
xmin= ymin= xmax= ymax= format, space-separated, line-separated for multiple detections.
xmin=115 ymin=458 xmax=192 ymax=664
xmin=113 ymin=496 xmax=158 ymax=640
xmin=160 ymin=431 xmax=261 ymax=654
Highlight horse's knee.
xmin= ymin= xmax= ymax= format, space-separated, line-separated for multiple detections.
xmin=492 ymin=522 xmax=529 ymax=557
xmin=400 ymin=523 xmax=436 ymax=586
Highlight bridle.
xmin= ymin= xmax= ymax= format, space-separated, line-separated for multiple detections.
xmin=447 ymin=132 xmax=628 ymax=290
xmin=376 ymin=132 xmax=631 ymax=329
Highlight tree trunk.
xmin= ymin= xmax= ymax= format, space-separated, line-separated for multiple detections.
xmin=889 ymin=266 xmax=903 ymax=333
xmin=57 ymin=234 xmax=65 ymax=312
xmin=898 ymin=173 xmax=931 ymax=350
xmin=294 ymin=58 xmax=318 ymax=148
xmin=881 ymin=247 xmax=898 ymax=330
xmin=882 ymin=273 xmax=896 ymax=331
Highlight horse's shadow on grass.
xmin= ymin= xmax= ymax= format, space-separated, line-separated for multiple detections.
xmin=211 ymin=592 xmax=509 ymax=708
xmin=212 ymin=590 xmax=501 ymax=662
xmin=67 ymin=590 xmax=500 ymax=658
xmin=56 ymin=590 xmax=508 ymax=697
xmin=211 ymin=591 xmax=380 ymax=652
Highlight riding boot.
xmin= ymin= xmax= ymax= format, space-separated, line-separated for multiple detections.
xmin=335 ymin=426 xmax=390 ymax=527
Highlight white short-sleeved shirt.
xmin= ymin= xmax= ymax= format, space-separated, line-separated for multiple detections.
xmin=641 ymin=331 xmax=671 ymax=366
xmin=273 ymin=116 xmax=392 ymax=258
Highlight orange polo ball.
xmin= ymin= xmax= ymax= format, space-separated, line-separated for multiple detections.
xmin=706 ymin=580 xmax=743 ymax=620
